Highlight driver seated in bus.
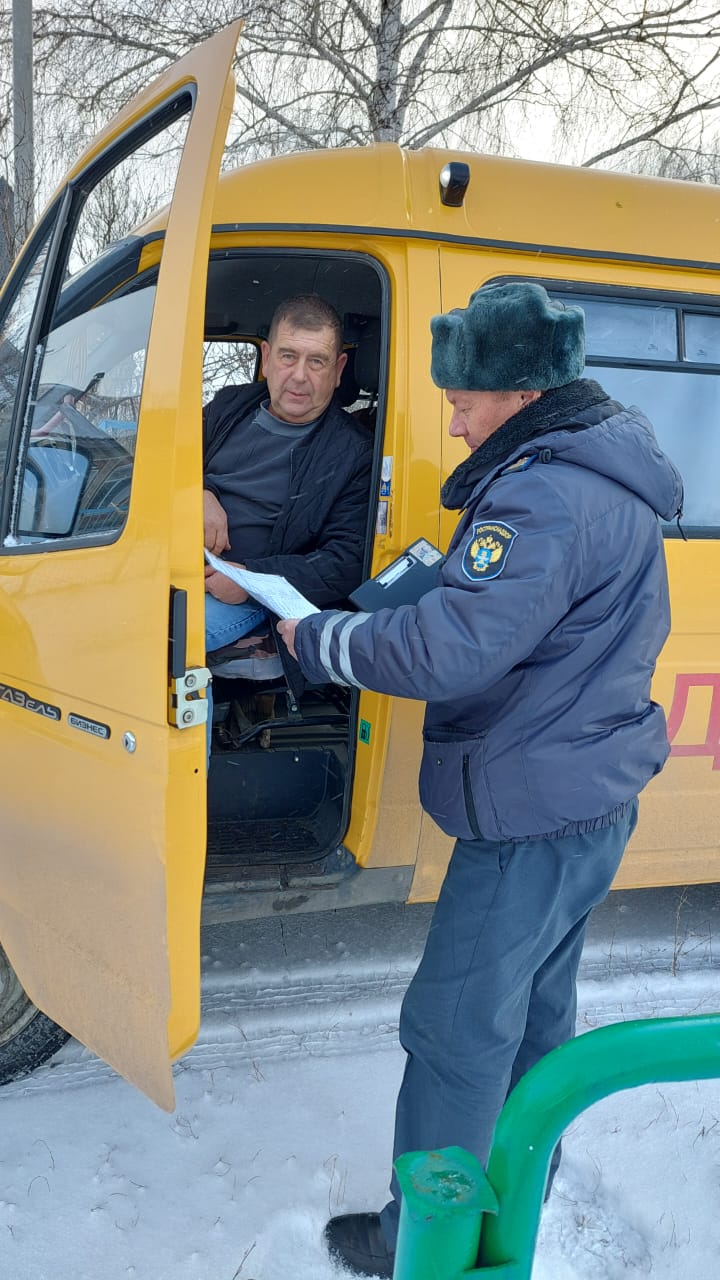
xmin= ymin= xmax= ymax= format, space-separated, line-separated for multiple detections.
xmin=202 ymin=293 xmax=373 ymax=677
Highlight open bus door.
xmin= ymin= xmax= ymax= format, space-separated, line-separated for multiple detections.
xmin=0 ymin=22 xmax=241 ymax=1108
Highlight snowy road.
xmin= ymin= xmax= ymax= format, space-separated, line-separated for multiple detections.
xmin=1 ymin=886 xmax=719 ymax=1279
xmin=22 ymin=885 xmax=720 ymax=1090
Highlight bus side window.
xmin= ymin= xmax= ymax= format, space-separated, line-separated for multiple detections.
xmin=546 ymin=288 xmax=720 ymax=533
xmin=202 ymin=340 xmax=260 ymax=403
xmin=588 ymin=362 xmax=720 ymax=530
xmin=0 ymin=224 xmax=55 ymax=488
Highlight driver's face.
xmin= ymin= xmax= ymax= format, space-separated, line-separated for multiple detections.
xmin=261 ymin=322 xmax=347 ymax=424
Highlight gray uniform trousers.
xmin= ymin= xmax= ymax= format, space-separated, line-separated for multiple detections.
xmin=380 ymin=800 xmax=639 ymax=1244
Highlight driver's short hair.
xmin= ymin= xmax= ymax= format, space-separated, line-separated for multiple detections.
xmin=268 ymin=295 xmax=344 ymax=356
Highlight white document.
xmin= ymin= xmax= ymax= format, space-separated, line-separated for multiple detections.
xmin=204 ymin=550 xmax=320 ymax=620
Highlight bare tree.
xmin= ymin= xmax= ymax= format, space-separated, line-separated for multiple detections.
xmin=633 ymin=129 xmax=720 ymax=184
xmin=1 ymin=0 xmax=720 ymax=226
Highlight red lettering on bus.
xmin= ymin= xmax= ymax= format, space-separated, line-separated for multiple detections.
xmin=666 ymin=673 xmax=720 ymax=770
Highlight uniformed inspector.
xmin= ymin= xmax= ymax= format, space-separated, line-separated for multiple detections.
xmin=278 ymin=280 xmax=684 ymax=1278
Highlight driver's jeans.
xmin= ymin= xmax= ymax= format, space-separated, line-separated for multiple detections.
xmin=204 ymin=594 xmax=268 ymax=767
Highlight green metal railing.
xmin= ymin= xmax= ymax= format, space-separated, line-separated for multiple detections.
xmin=393 ymin=1012 xmax=720 ymax=1279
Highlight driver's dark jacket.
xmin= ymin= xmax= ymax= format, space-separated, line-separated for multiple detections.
xmin=294 ymin=392 xmax=684 ymax=841
xmin=203 ymin=382 xmax=373 ymax=607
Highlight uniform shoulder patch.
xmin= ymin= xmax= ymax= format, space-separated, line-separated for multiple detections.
xmin=462 ymin=520 xmax=518 ymax=581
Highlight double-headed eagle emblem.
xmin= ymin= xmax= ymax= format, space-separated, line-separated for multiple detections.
xmin=469 ymin=533 xmax=504 ymax=573
xmin=461 ymin=521 xmax=518 ymax=581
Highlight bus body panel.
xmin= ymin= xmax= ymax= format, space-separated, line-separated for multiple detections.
xmin=0 ymin=23 xmax=241 ymax=1106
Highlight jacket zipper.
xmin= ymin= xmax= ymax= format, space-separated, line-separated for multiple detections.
xmin=462 ymin=753 xmax=483 ymax=840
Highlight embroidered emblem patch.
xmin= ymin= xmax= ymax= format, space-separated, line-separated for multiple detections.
xmin=462 ymin=521 xmax=518 ymax=581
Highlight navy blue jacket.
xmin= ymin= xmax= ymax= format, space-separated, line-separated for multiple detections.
xmin=204 ymin=382 xmax=373 ymax=607
xmin=294 ymin=388 xmax=684 ymax=841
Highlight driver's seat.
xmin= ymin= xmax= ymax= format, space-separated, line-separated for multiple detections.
xmin=208 ymin=624 xmax=306 ymax=750
xmin=207 ymin=629 xmax=284 ymax=682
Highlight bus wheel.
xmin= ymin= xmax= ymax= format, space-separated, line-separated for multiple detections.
xmin=0 ymin=944 xmax=70 ymax=1084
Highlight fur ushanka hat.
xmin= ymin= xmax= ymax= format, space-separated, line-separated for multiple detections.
xmin=430 ymin=281 xmax=585 ymax=391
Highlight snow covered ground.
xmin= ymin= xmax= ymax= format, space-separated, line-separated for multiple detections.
xmin=1 ymin=888 xmax=719 ymax=1280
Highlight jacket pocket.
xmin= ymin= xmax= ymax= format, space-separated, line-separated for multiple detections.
xmin=419 ymin=731 xmax=486 ymax=841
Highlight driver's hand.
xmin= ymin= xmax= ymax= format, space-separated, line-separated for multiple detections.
xmin=31 ymin=410 xmax=63 ymax=437
xmin=30 ymin=393 xmax=77 ymax=437
xmin=203 ymin=489 xmax=230 ymax=554
xmin=204 ymin=567 xmax=249 ymax=604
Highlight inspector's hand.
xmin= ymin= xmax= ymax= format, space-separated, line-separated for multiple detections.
xmin=204 ymin=564 xmax=249 ymax=605
xmin=203 ymin=489 xmax=231 ymax=555
xmin=277 ymin=618 xmax=299 ymax=658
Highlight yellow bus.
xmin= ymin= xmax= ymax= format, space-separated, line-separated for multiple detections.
xmin=0 ymin=24 xmax=718 ymax=1104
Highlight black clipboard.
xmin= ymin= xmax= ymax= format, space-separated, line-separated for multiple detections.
xmin=350 ymin=538 xmax=445 ymax=611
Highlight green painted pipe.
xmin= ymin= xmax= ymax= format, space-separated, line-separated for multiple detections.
xmin=392 ymin=1013 xmax=720 ymax=1279
xmin=393 ymin=1146 xmax=497 ymax=1280
xmin=480 ymin=1013 xmax=720 ymax=1276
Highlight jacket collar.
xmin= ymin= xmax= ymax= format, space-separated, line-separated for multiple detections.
xmin=441 ymin=378 xmax=612 ymax=510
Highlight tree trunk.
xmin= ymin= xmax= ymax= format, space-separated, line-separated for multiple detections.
xmin=371 ymin=0 xmax=404 ymax=142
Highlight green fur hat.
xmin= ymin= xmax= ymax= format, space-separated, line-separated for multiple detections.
xmin=430 ymin=282 xmax=585 ymax=391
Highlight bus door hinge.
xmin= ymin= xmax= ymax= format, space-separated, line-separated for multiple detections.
xmin=169 ymin=666 xmax=211 ymax=729
xmin=168 ymin=585 xmax=211 ymax=728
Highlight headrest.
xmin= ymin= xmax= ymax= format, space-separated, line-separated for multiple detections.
xmin=353 ymin=318 xmax=381 ymax=394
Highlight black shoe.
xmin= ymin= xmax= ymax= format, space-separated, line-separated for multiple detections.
xmin=324 ymin=1212 xmax=395 ymax=1277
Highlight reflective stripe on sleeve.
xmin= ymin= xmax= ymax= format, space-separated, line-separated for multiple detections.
xmin=337 ymin=613 xmax=372 ymax=689
xmin=319 ymin=613 xmax=352 ymax=685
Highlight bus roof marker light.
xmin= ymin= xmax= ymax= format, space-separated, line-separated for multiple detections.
xmin=439 ymin=162 xmax=470 ymax=207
